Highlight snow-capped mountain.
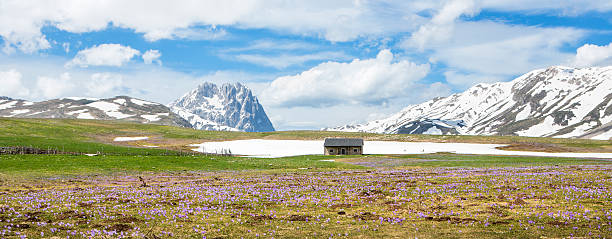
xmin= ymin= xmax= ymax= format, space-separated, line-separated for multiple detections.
xmin=0 ymin=96 xmax=191 ymax=127
xmin=326 ymin=66 xmax=612 ymax=140
xmin=169 ymin=82 xmax=275 ymax=132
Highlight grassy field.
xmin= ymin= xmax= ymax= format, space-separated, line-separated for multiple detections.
xmin=0 ymin=117 xmax=611 ymax=238
xmin=1 ymin=167 xmax=610 ymax=238
xmin=1 ymin=117 xmax=611 ymax=153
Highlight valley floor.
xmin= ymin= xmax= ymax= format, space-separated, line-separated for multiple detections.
xmin=1 ymin=118 xmax=611 ymax=238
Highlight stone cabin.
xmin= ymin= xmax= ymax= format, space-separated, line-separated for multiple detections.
xmin=324 ymin=138 xmax=364 ymax=155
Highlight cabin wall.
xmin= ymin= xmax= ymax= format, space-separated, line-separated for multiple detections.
xmin=324 ymin=146 xmax=362 ymax=155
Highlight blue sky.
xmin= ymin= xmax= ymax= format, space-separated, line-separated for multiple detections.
xmin=0 ymin=0 xmax=611 ymax=130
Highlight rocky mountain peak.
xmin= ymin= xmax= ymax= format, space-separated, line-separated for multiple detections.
xmin=169 ymin=82 xmax=275 ymax=132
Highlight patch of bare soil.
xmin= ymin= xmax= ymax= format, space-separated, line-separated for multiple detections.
xmin=56 ymin=210 xmax=88 ymax=220
xmin=497 ymin=142 xmax=587 ymax=153
xmin=287 ymin=214 xmax=310 ymax=221
xmin=108 ymin=223 xmax=133 ymax=232
xmin=251 ymin=214 xmax=275 ymax=221
xmin=354 ymin=212 xmax=378 ymax=220
xmin=425 ymin=216 xmax=478 ymax=223
xmin=106 ymin=216 xmax=143 ymax=224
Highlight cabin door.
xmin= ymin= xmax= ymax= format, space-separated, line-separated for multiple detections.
xmin=341 ymin=148 xmax=346 ymax=155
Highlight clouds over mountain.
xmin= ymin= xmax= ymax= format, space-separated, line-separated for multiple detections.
xmin=261 ymin=50 xmax=430 ymax=107
xmin=573 ymin=43 xmax=612 ymax=67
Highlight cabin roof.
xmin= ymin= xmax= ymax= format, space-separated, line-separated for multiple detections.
xmin=324 ymin=138 xmax=364 ymax=147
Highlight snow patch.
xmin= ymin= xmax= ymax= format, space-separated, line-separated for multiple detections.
xmin=554 ymin=121 xmax=598 ymax=138
xmin=68 ymin=109 xmax=95 ymax=120
xmin=516 ymin=116 xmax=564 ymax=137
xmin=141 ymin=113 xmax=169 ymax=122
xmin=515 ymin=105 xmax=531 ymax=121
xmin=87 ymin=101 xmax=120 ymax=112
xmin=113 ymin=99 xmax=127 ymax=105
xmin=190 ymin=139 xmax=612 ymax=159
xmin=591 ymin=130 xmax=612 ymax=140
xmin=113 ymin=136 xmax=149 ymax=142
xmin=131 ymin=98 xmax=158 ymax=106
xmin=0 ymin=101 xmax=18 ymax=110
xmin=87 ymin=101 xmax=133 ymax=119
xmin=423 ymin=126 xmax=443 ymax=135
xmin=10 ymin=109 xmax=30 ymax=116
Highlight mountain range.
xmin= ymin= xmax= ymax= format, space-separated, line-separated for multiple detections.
xmin=2 ymin=65 xmax=611 ymax=139
xmin=0 ymin=96 xmax=191 ymax=127
xmin=326 ymin=66 xmax=612 ymax=140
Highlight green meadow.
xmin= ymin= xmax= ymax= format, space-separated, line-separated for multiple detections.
xmin=0 ymin=118 xmax=611 ymax=238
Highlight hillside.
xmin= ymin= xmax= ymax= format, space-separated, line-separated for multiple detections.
xmin=326 ymin=66 xmax=612 ymax=140
xmin=0 ymin=118 xmax=610 ymax=154
xmin=0 ymin=96 xmax=191 ymax=128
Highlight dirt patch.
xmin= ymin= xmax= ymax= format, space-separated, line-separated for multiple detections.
xmin=354 ymin=212 xmax=378 ymax=220
xmin=104 ymin=197 xmax=133 ymax=203
xmin=512 ymin=198 xmax=527 ymax=205
xmin=23 ymin=211 xmax=44 ymax=222
xmin=108 ymin=223 xmax=133 ymax=232
xmin=230 ymin=203 xmax=252 ymax=210
xmin=358 ymin=189 xmax=389 ymax=197
xmin=426 ymin=216 xmax=478 ymax=223
xmin=497 ymin=143 xmax=576 ymax=153
xmin=56 ymin=210 xmax=88 ymax=220
xmin=430 ymin=205 xmax=447 ymax=210
xmin=251 ymin=214 xmax=274 ymax=221
xmin=287 ymin=214 xmax=310 ymax=221
xmin=106 ymin=216 xmax=143 ymax=224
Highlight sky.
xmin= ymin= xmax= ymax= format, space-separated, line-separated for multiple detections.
xmin=0 ymin=0 xmax=612 ymax=130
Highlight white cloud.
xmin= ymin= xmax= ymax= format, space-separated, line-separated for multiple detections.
xmin=418 ymin=82 xmax=453 ymax=100
xmin=232 ymin=51 xmax=350 ymax=69
xmin=444 ymin=71 xmax=505 ymax=90
xmin=224 ymin=39 xmax=318 ymax=52
xmin=86 ymin=73 xmax=125 ymax=97
xmin=573 ymin=42 xmax=612 ymax=67
xmin=66 ymin=44 xmax=140 ymax=68
xmin=36 ymin=73 xmax=74 ymax=98
xmin=402 ymin=21 xmax=584 ymax=86
xmin=0 ymin=1 xmax=426 ymax=53
xmin=480 ymin=0 xmax=612 ymax=15
xmin=1 ymin=1 xmax=611 ymax=53
xmin=0 ymin=69 xmax=30 ymax=97
xmin=261 ymin=49 xmax=430 ymax=107
xmin=143 ymin=26 xmax=228 ymax=42
xmin=407 ymin=0 xmax=479 ymax=51
xmin=142 ymin=50 xmax=162 ymax=65
xmin=62 ymin=42 xmax=70 ymax=53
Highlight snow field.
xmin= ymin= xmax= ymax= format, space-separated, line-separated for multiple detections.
xmin=113 ymin=136 xmax=149 ymax=142
xmin=190 ymin=139 xmax=612 ymax=159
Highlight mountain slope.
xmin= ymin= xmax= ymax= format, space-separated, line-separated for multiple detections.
xmin=326 ymin=66 xmax=612 ymax=139
xmin=169 ymin=82 xmax=275 ymax=132
xmin=0 ymin=96 xmax=191 ymax=127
